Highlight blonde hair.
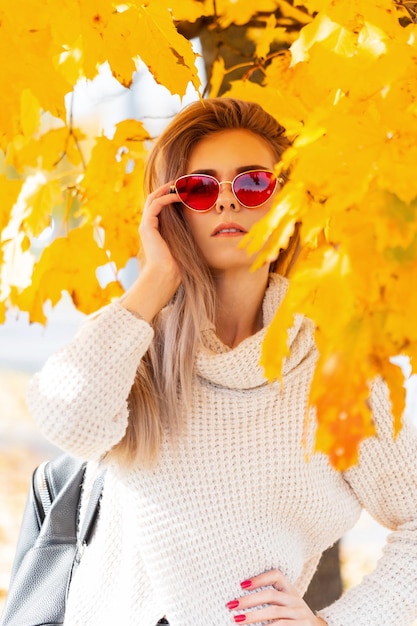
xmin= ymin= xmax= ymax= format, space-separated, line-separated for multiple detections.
xmin=109 ymin=98 xmax=296 ymax=467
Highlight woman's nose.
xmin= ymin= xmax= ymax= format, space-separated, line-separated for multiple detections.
xmin=215 ymin=182 xmax=240 ymax=213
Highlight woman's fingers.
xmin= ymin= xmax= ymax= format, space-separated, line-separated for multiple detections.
xmin=231 ymin=604 xmax=304 ymax=624
xmin=228 ymin=588 xmax=299 ymax=611
xmin=240 ymin=569 xmax=297 ymax=594
xmin=227 ymin=586 xmax=303 ymax=624
xmin=138 ymin=182 xmax=179 ymax=268
xmin=141 ymin=182 xmax=177 ymax=219
xmin=226 ymin=570 xmax=326 ymax=625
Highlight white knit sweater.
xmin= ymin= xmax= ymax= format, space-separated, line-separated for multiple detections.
xmin=27 ymin=275 xmax=417 ymax=626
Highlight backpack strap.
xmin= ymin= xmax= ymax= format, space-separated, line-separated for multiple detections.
xmin=71 ymin=466 xmax=105 ymax=574
xmin=78 ymin=469 xmax=105 ymax=546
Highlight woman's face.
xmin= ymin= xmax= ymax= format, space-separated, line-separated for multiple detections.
xmin=181 ymin=128 xmax=278 ymax=273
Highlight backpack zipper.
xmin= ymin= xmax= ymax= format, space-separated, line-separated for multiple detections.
xmin=35 ymin=460 xmax=53 ymax=518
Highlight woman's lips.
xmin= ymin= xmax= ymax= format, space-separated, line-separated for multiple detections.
xmin=211 ymin=222 xmax=248 ymax=237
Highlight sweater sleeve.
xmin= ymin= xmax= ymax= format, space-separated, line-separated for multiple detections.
xmin=317 ymin=379 xmax=417 ymax=626
xmin=27 ymin=302 xmax=154 ymax=461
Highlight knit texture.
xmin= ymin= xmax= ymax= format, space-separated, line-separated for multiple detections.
xmin=27 ymin=275 xmax=417 ymax=626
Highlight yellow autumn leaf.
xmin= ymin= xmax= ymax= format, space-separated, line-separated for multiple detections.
xmin=276 ymin=0 xmax=312 ymax=25
xmin=288 ymin=105 xmax=385 ymax=213
xmin=300 ymin=0 xmax=332 ymax=12
xmin=311 ymin=352 xmax=376 ymax=470
xmin=253 ymin=14 xmax=278 ymax=59
xmin=375 ymin=131 xmax=417 ymax=204
xmin=260 ymin=293 xmax=295 ymax=380
xmin=20 ymin=90 xmax=41 ymax=138
xmin=12 ymin=226 xmax=124 ymax=324
xmin=309 ymin=317 xmax=381 ymax=470
xmin=78 ymin=0 xmax=113 ymax=79
xmin=301 ymin=247 xmax=357 ymax=336
xmin=21 ymin=177 xmax=64 ymax=238
xmin=383 ymin=258 xmax=417 ymax=352
xmin=331 ymin=0 xmax=407 ymax=40
xmin=1 ymin=232 xmax=35 ymax=301
xmin=375 ymin=358 xmax=407 ymax=436
xmin=80 ymin=120 xmax=148 ymax=220
xmin=261 ymin=244 xmax=359 ymax=380
xmin=103 ymin=11 xmax=138 ymax=88
xmin=78 ymin=119 xmax=148 ymax=267
xmin=55 ymin=45 xmax=83 ymax=86
xmin=224 ymin=78 xmax=305 ymax=136
xmin=241 ymin=182 xmax=308 ymax=269
xmin=328 ymin=208 xmax=385 ymax=305
xmin=47 ymin=0 xmax=81 ymax=49
xmin=290 ymin=13 xmax=355 ymax=64
xmin=0 ymin=177 xmax=23 ymax=232
xmin=7 ymin=127 xmax=85 ymax=174
xmin=368 ymin=191 xmax=417 ymax=251
xmin=15 ymin=38 xmax=69 ymax=121
xmin=0 ymin=14 xmax=65 ymax=144
xmin=209 ymin=58 xmax=226 ymax=98
xmin=302 ymin=0 xmax=408 ymax=34
xmin=120 ymin=3 xmax=201 ymax=96
xmin=212 ymin=0 xmax=280 ymax=27
xmin=112 ymin=118 xmax=151 ymax=145
xmin=162 ymin=0 xmax=209 ymax=23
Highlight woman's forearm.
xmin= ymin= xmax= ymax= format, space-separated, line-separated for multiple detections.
xmin=27 ymin=302 xmax=154 ymax=459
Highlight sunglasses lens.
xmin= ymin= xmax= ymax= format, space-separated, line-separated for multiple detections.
xmin=175 ymin=175 xmax=219 ymax=211
xmin=233 ymin=171 xmax=276 ymax=207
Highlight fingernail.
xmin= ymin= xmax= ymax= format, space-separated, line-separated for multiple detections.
xmin=240 ymin=579 xmax=252 ymax=589
xmin=234 ymin=616 xmax=246 ymax=624
xmin=226 ymin=600 xmax=240 ymax=610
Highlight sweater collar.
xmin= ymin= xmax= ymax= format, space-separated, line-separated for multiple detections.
xmin=195 ymin=274 xmax=294 ymax=390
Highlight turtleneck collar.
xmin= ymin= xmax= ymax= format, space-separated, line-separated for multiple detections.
xmin=195 ymin=273 xmax=311 ymax=390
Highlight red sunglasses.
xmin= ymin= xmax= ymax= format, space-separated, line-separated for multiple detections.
xmin=170 ymin=169 xmax=281 ymax=212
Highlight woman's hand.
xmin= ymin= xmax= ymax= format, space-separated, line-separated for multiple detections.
xmin=121 ymin=182 xmax=182 ymax=321
xmin=138 ymin=182 xmax=180 ymax=281
xmin=226 ymin=569 xmax=328 ymax=625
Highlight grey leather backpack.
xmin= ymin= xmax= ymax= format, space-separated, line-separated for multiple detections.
xmin=0 ymin=455 xmax=104 ymax=626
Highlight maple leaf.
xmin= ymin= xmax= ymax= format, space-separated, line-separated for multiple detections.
xmin=12 ymin=226 xmax=124 ymax=324
xmin=163 ymin=0 xmax=209 ymax=23
xmin=115 ymin=3 xmax=201 ymax=95
xmin=0 ymin=177 xmax=23 ymax=233
xmin=212 ymin=0 xmax=281 ymax=28
xmin=253 ymin=14 xmax=278 ymax=59
xmin=21 ymin=178 xmax=63 ymax=238
xmin=78 ymin=119 xmax=148 ymax=268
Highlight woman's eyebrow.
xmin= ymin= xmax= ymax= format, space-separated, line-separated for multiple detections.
xmin=189 ymin=165 xmax=270 ymax=176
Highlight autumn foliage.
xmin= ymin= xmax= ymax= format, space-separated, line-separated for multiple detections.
xmin=1 ymin=0 xmax=416 ymax=468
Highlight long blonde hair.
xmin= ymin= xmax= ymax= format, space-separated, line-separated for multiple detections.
xmin=110 ymin=98 xmax=295 ymax=467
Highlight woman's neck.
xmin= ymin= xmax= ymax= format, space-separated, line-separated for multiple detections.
xmin=212 ymin=267 xmax=270 ymax=348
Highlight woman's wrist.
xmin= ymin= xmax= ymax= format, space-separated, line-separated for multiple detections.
xmin=120 ymin=267 xmax=179 ymax=323
xmin=121 ymin=306 xmax=146 ymax=323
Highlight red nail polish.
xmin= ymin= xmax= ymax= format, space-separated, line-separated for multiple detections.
xmin=234 ymin=616 xmax=246 ymax=624
xmin=226 ymin=600 xmax=239 ymax=610
xmin=240 ymin=579 xmax=252 ymax=589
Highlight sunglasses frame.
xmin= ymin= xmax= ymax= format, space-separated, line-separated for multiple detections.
xmin=170 ymin=169 xmax=282 ymax=212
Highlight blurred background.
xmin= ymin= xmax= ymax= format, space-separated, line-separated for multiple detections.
xmin=1 ymin=45 xmax=416 ymax=615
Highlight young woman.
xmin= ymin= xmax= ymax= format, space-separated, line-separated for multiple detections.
xmin=27 ymin=98 xmax=417 ymax=626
